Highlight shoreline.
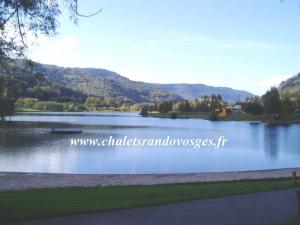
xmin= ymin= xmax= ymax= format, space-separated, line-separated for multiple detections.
xmin=149 ymin=112 xmax=300 ymax=124
xmin=9 ymin=111 xmax=300 ymax=124
xmin=1 ymin=168 xmax=299 ymax=191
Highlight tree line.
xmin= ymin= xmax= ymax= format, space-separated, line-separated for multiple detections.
xmin=140 ymin=94 xmax=225 ymax=117
xmin=1 ymin=85 xmax=299 ymax=121
xmin=139 ymin=87 xmax=299 ymax=118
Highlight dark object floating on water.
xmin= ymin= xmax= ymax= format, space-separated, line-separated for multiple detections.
xmin=51 ymin=128 xmax=82 ymax=134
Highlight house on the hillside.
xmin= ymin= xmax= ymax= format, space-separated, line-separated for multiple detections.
xmin=227 ymin=104 xmax=242 ymax=113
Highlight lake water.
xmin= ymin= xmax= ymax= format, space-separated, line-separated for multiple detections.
xmin=0 ymin=112 xmax=299 ymax=174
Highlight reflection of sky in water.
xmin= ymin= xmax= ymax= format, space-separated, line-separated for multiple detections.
xmin=0 ymin=112 xmax=300 ymax=174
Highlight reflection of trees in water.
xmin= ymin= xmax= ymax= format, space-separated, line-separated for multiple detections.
xmin=263 ymin=123 xmax=300 ymax=159
xmin=0 ymin=122 xmax=74 ymax=150
xmin=0 ymin=128 xmax=64 ymax=150
xmin=249 ymin=122 xmax=263 ymax=149
xmin=281 ymin=125 xmax=300 ymax=157
xmin=0 ymin=121 xmax=136 ymax=151
xmin=263 ymin=124 xmax=279 ymax=160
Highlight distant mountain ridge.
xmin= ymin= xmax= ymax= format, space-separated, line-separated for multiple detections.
xmin=32 ymin=63 xmax=183 ymax=103
xmin=156 ymin=83 xmax=253 ymax=102
xmin=30 ymin=61 xmax=254 ymax=103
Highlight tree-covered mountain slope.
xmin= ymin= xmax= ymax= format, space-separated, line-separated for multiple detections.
xmin=32 ymin=63 xmax=183 ymax=103
xmin=156 ymin=83 xmax=254 ymax=102
xmin=0 ymin=64 xmax=86 ymax=102
xmin=279 ymin=73 xmax=300 ymax=100
xmin=32 ymin=62 xmax=254 ymax=103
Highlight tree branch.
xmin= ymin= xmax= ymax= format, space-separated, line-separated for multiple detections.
xmin=71 ymin=0 xmax=102 ymax=18
xmin=15 ymin=3 xmax=27 ymax=48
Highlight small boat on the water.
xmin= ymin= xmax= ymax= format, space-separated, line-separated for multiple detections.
xmin=50 ymin=128 xmax=82 ymax=134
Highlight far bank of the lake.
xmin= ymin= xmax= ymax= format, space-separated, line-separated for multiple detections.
xmin=149 ymin=112 xmax=300 ymax=124
xmin=14 ymin=105 xmax=300 ymax=125
xmin=15 ymin=109 xmax=300 ymax=124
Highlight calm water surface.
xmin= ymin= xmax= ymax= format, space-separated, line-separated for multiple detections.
xmin=0 ymin=112 xmax=299 ymax=174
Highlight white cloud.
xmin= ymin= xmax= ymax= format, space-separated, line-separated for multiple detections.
xmin=94 ymin=57 xmax=106 ymax=68
xmin=146 ymin=40 xmax=158 ymax=48
xmin=259 ymin=75 xmax=289 ymax=88
xmin=164 ymin=49 xmax=174 ymax=57
xmin=30 ymin=36 xmax=81 ymax=67
xmin=132 ymin=43 xmax=140 ymax=49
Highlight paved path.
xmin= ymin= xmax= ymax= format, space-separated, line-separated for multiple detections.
xmin=9 ymin=188 xmax=300 ymax=225
xmin=1 ymin=168 xmax=299 ymax=191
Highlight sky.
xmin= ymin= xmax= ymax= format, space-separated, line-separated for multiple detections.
xmin=29 ymin=0 xmax=300 ymax=95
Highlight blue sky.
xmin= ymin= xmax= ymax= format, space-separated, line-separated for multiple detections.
xmin=30 ymin=0 xmax=300 ymax=95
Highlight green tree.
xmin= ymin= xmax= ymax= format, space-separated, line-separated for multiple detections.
xmin=104 ymin=98 xmax=115 ymax=107
xmin=0 ymin=72 xmax=14 ymax=120
xmin=139 ymin=105 xmax=148 ymax=117
xmin=120 ymin=105 xmax=128 ymax=112
xmin=31 ymin=101 xmax=63 ymax=111
xmin=262 ymin=87 xmax=281 ymax=114
xmin=177 ymin=101 xmax=190 ymax=112
xmin=241 ymin=98 xmax=264 ymax=115
xmin=0 ymin=1 xmax=100 ymax=119
xmin=64 ymin=102 xmax=86 ymax=112
xmin=170 ymin=112 xmax=177 ymax=119
xmin=0 ymin=0 xmax=101 ymax=61
xmin=84 ymin=96 xmax=101 ymax=111
xmin=295 ymin=97 xmax=300 ymax=112
xmin=281 ymin=95 xmax=293 ymax=115
xmin=158 ymin=101 xmax=172 ymax=113
xmin=210 ymin=94 xmax=222 ymax=111
xmin=0 ymin=97 xmax=14 ymax=120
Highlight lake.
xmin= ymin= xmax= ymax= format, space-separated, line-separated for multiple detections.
xmin=0 ymin=112 xmax=299 ymax=174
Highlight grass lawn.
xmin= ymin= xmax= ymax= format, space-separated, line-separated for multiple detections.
xmin=15 ymin=107 xmax=45 ymax=112
xmin=279 ymin=219 xmax=300 ymax=225
xmin=0 ymin=178 xmax=299 ymax=223
xmin=149 ymin=112 xmax=210 ymax=119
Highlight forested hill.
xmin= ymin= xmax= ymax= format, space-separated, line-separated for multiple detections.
xmin=156 ymin=83 xmax=254 ymax=103
xmin=0 ymin=64 xmax=86 ymax=103
xmin=32 ymin=63 xmax=183 ymax=104
xmin=31 ymin=62 xmax=254 ymax=103
xmin=279 ymin=73 xmax=300 ymax=99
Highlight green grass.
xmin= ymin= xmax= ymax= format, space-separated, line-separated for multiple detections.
xmin=15 ymin=107 xmax=45 ymax=112
xmin=0 ymin=178 xmax=299 ymax=223
xmin=278 ymin=219 xmax=300 ymax=225
xmin=14 ymin=107 xmax=131 ymax=113
xmin=149 ymin=112 xmax=210 ymax=119
xmin=149 ymin=111 xmax=262 ymax=121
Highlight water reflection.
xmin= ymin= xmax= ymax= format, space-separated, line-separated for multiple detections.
xmin=263 ymin=124 xmax=279 ymax=159
xmin=0 ymin=112 xmax=299 ymax=174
